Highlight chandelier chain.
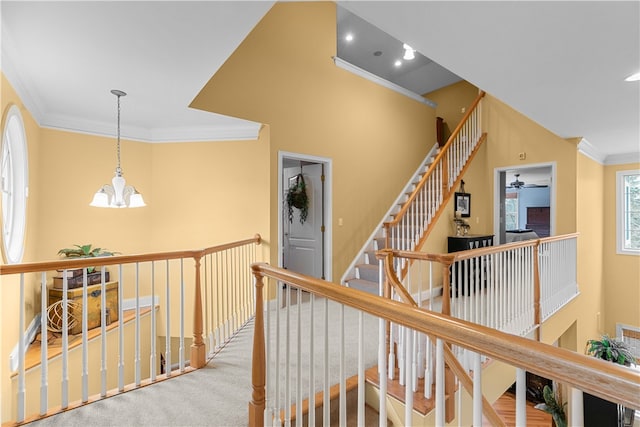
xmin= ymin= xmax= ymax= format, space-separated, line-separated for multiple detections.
xmin=116 ymin=93 xmax=122 ymax=174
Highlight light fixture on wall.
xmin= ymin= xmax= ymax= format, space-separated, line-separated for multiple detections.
xmin=90 ymin=90 xmax=146 ymax=208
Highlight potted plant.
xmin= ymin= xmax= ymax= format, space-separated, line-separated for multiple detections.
xmin=584 ymin=335 xmax=636 ymax=427
xmin=586 ymin=334 xmax=637 ymax=366
xmin=55 ymin=244 xmax=117 ymax=288
xmin=535 ymin=384 xmax=567 ymax=427
xmin=286 ymin=173 xmax=309 ymax=224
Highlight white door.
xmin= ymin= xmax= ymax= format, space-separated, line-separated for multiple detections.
xmin=283 ymin=163 xmax=324 ymax=279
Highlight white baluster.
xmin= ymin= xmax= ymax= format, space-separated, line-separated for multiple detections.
xmin=136 ymin=262 xmax=141 ymax=384
xmin=61 ymin=274 xmax=69 ymax=408
xmin=179 ymin=259 xmax=185 ymax=373
xmin=435 ymin=338 xmax=444 ymax=426
xmin=340 ymin=304 xmax=346 ymax=427
xmin=404 ymin=327 xmax=413 ymax=426
xmin=118 ymin=265 xmax=125 ymax=388
xmin=39 ymin=272 xmax=48 ymax=415
xmin=473 ymin=352 xmax=482 ymax=427
xmin=151 ymin=261 xmax=157 ymax=381
xmin=100 ymin=268 xmax=108 ymax=396
xmin=570 ymin=387 xmax=584 ymax=427
xmin=17 ymin=273 xmax=26 ymax=422
xmin=296 ymin=288 xmax=302 ymax=426
xmin=165 ymin=261 xmax=171 ymax=379
xmin=308 ymin=294 xmax=315 ymax=427
xmin=378 ymin=313 xmax=388 ymax=427
xmin=358 ymin=311 xmax=365 ymax=426
xmin=323 ymin=297 xmax=330 ymax=427
xmin=516 ymin=368 xmax=526 ymax=427
xmin=82 ymin=269 xmax=88 ymax=402
xmin=284 ymin=285 xmax=291 ymax=427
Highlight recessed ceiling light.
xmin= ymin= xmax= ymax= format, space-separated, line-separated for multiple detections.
xmin=394 ymin=60 xmax=402 ymax=67
xmin=625 ymin=72 xmax=640 ymax=82
xmin=345 ymin=33 xmax=354 ymax=42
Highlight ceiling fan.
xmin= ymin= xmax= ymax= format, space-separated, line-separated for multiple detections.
xmin=510 ymin=173 xmax=525 ymax=189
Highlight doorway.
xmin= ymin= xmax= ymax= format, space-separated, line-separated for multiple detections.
xmin=493 ymin=163 xmax=556 ymax=244
xmin=278 ymin=151 xmax=332 ymax=281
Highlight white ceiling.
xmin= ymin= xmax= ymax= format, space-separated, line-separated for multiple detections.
xmin=2 ymin=1 xmax=639 ymax=161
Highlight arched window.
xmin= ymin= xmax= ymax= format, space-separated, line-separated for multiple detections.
xmin=1 ymin=105 xmax=29 ymax=264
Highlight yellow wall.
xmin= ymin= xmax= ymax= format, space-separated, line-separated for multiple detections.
xmin=482 ymin=93 xmax=577 ymax=235
xmin=1 ymin=72 xmax=270 ymax=422
xmin=191 ymin=2 xmax=436 ymax=280
xmin=575 ymin=153 xmax=605 ymax=347
xmin=425 ymin=80 xmax=480 ymax=143
xmin=1 ymin=74 xmax=43 ymax=420
xmin=603 ymin=162 xmax=640 ymax=335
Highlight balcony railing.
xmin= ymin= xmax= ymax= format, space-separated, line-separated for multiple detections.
xmin=249 ymin=261 xmax=639 ymax=427
xmin=1 ymin=235 xmax=261 ymax=425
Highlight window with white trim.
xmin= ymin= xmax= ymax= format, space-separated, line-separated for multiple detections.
xmin=617 ymin=170 xmax=640 ymax=255
xmin=1 ymin=105 xmax=28 ymax=264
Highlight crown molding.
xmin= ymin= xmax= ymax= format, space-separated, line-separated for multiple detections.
xmin=605 ymin=152 xmax=640 ymax=166
xmin=40 ymin=113 xmax=261 ymax=143
xmin=577 ymin=138 xmax=607 ymax=164
xmin=333 ymin=56 xmax=436 ymax=108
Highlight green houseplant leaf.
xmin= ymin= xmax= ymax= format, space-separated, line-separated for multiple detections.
xmin=534 ymin=385 xmax=567 ymax=427
xmin=58 ymin=244 xmax=118 ymax=274
xmin=586 ymin=335 xmax=637 ymax=366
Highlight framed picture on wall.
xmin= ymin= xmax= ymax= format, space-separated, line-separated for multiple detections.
xmin=454 ymin=192 xmax=471 ymax=217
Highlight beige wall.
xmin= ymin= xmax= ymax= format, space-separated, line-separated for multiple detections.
xmin=575 ymin=154 xmax=605 ymax=347
xmin=482 ymin=93 xmax=577 ymax=235
xmin=191 ymin=2 xmax=436 ymax=280
xmin=1 ymin=72 xmax=271 ymax=422
xmin=1 ymin=74 xmax=43 ymax=420
xmin=425 ymin=80 xmax=480 ymax=143
xmin=603 ymin=162 xmax=640 ymax=335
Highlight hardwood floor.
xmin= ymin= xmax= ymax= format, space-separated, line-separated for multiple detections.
xmin=490 ymin=391 xmax=552 ymax=427
xmin=365 ymin=366 xmax=552 ymax=426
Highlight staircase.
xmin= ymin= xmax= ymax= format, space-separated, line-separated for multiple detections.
xmin=342 ymin=144 xmax=441 ymax=294
xmin=342 ymin=91 xmax=487 ymax=294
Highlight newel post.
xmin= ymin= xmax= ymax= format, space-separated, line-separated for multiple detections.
xmin=248 ymin=264 xmax=266 ymax=427
xmin=441 ymin=262 xmax=451 ymax=316
xmin=191 ymin=254 xmax=206 ymax=368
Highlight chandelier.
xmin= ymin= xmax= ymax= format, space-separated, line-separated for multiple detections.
xmin=90 ymin=90 xmax=146 ymax=208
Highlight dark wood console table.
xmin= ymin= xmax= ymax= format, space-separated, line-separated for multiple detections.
xmin=447 ymin=234 xmax=494 ymax=296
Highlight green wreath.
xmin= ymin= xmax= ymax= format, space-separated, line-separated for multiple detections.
xmin=286 ymin=173 xmax=309 ymax=224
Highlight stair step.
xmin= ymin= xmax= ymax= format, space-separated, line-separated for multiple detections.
xmin=347 ymin=278 xmax=378 ymax=295
xmin=356 ymin=264 xmax=379 ymax=282
xmin=365 ymin=250 xmax=378 ymax=264
xmin=374 ymin=237 xmax=386 ymax=250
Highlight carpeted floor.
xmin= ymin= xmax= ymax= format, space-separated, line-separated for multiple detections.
xmin=28 ymin=295 xmax=380 ymax=427
xmin=30 ymin=318 xmax=256 ymax=427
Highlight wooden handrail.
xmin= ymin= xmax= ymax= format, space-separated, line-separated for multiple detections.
xmin=385 ymin=91 xmax=486 ymax=227
xmin=0 ymin=234 xmax=262 ymax=276
xmin=250 ymin=263 xmax=640 ymax=411
xmin=382 ymin=233 xmax=579 ymax=266
xmin=382 ymin=252 xmax=506 ymax=426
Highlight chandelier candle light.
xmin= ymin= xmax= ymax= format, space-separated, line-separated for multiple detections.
xmin=90 ymin=90 xmax=146 ymax=208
